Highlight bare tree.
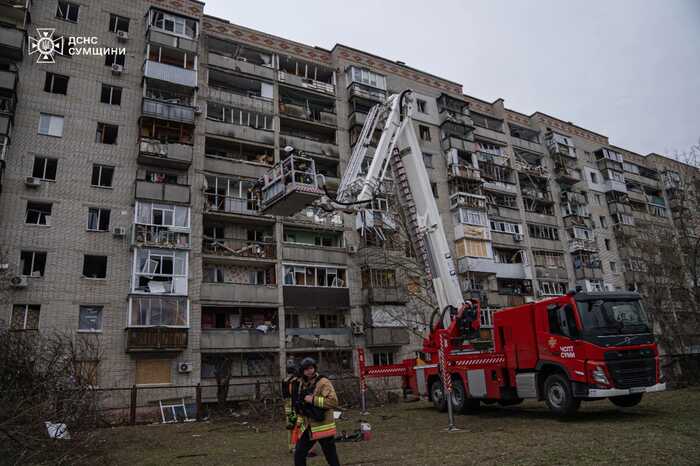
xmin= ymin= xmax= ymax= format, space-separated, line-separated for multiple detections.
xmin=0 ymin=329 xmax=103 ymax=465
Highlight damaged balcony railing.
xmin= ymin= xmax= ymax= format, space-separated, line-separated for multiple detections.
xmin=202 ymin=236 xmax=276 ymax=259
xmin=133 ymin=224 xmax=190 ymax=248
xmin=204 ymin=192 xmax=260 ymax=216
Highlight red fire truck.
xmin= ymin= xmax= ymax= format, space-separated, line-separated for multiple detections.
xmin=359 ymin=292 xmax=665 ymax=416
xmin=257 ymin=89 xmax=665 ymax=417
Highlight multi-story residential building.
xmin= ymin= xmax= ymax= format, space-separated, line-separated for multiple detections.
xmin=1 ymin=0 xmax=696 ymax=400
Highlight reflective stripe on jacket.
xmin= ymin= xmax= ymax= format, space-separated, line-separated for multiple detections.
xmin=300 ymin=374 xmax=338 ymax=440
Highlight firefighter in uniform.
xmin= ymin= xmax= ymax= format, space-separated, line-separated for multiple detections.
xmin=282 ymin=359 xmax=302 ymax=452
xmin=293 ymin=357 xmax=341 ymax=466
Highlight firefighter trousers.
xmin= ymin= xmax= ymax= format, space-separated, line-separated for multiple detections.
xmin=293 ymin=428 xmax=340 ymax=466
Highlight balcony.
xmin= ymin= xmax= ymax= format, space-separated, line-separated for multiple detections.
xmin=208 ymin=53 xmax=275 ymax=80
xmin=142 ymin=98 xmax=195 ymax=124
xmin=279 ymin=101 xmax=336 ymax=127
xmin=279 ymin=134 xmax=339 ymax=158
xmin=448 ymin=164 xmax=481 ymax=182
xmin=626 ymin=190 xmax=647 ymax=203
xmin=510 ymin=137 xmax=542 ymax=154
xmin=348 ymin=82 xmax=386 ymax=103
xmin=608 ymin=202 xmax=632 ymax=216
xmin=521 ymin=188 xmax=553 ymax=203
xmin=363 ymin=286 xmax=409 ymax=304
xmin=200 ymin=283 xmax=279 ymax=304
xmin=202 ymin=237 xmax=277 ymax=263
xmin=568 ymin=239 xmax=598 ymax=253
xmin=138 ymin=138 xmax=193 ymax=169
xmin=200 ymin=329 xmax=280 ymax=350
xmin=547 ymin=140 xmax=576 ymax=159
xmin=206 ymin=119 xmax=275 ymax=146
xmin=0 ymin=25 xmax=24 ymax=61
xmin=458 ymin=257 xmax=529 ymax=279
xmin=144 ymin=60 xmax=197 ymax=88
xmin=491 ymin=231 xmax=526 ymax=247
xmin=125 ymin=327 xmax=188 ymax=352
xmin=204 ymin=193 xmax=262 ymax=218
xmin=473 ymin=126 xmax=509 ymax=145
xmin=613 ymin=223 xmax=637 ymax=240
xmin=135 ymin=180 xmax=190 ymax=204
xmin=561 ymin=190 xmax=586 ymax=205
xmin=132 ymin=224 xmax=190 ymax=249
xmin=365 ymin=327 xmax=411 ymax=347
xmin=348 ymin=111 xmax=367 ymax=128
xmin=207 ymin=87 xmax=274 ymax=114
xmin=482 ymin=180 xmax=517 ymax=194
xmin=283 ymin=286 xmax=350 ymax=309
xmin=440 ymin=120 xmax=474 ymax=141
xmin=535 ymin=266 xmax=569 ymax=281
xmin=441 ymin=135 xmax=474 ymax=153
xmin=0 ymin=69 xmax=17 ymax=94
xmin=286 ymin=328 xmax=351 ymax=349
xmin=647 ymin=195 xmax=666 ymax=207
xmin=574 ymin=263 xmax=603 ymax=281
xmin=604 ymin=179 xmax=628 ymax=193
xmin=450 ymin=192 xmax=487 ymax=210
xmin=282 ymin=243 xmax=348 ymax=265
xmin=278 ymin=71 xmax=335 ymax=96
xmin=147 ymin=28 xmax=197 ymax=53
xmin=286 ymin=208 xmax=344 ymax=230
xmin=487 ymin=205 xmax=521 ymax=222
xmin=555 ymin=165 xmax=581 ymax=184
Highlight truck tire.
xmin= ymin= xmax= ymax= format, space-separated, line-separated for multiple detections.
xmin=430 ymin=379 xmax=447 ymax=412
xmin=544 ymin=373 xmax=580 ymax=417
xmin=451 ymin=378 xmax=480 ymax=414
xmin=609 ymin=393 xmax=643 ymax=408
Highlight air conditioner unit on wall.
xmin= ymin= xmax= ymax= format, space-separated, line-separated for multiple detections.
xmin=111 ymin=64 xmax=123 ymax=75
xmin=25 ymin=176 xmax=41 ymax=187
xmin=10 ymin=276 xmax=28 ymax=288
xmin=116 ymin=30 xmax=128 ymax=41
xmin=513 ymin=233 xmax=524 ymax=242
xmin=178 ymin=362 xmax=193 ymax=373
xmin=113 ymin=227 xmax=127 ymax=237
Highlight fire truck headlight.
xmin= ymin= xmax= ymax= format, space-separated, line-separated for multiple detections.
xmin=592 ymin=366 xmax=609 ymax=386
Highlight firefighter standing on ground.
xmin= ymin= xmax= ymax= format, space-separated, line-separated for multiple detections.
xmin=293 ymin=357 xmax=341 ymax=466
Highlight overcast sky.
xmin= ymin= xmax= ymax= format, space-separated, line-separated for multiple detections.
xmin=204 ymin=0 xmax=700 ymax=157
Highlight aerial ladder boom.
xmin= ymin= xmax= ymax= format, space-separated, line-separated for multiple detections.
xmin=258 ymin=90 xmax=476 ymax=332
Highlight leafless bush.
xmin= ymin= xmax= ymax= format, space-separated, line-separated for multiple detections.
xmin=0 ymin=329 xmax=103 ymax=465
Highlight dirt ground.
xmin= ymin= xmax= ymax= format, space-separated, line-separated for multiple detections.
xmin=93 ymin=388 xmax=700 ymax=466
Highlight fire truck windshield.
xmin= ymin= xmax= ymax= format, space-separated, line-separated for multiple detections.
xmin=576 ymin=299 xmax=651 ymax=336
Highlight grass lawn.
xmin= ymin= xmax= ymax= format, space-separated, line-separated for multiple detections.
xmin=94 ymin=387 xmax=700 ymax=466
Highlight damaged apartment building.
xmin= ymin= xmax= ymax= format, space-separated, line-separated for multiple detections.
xmin=0 ymin=0 xmax=696 ymax=400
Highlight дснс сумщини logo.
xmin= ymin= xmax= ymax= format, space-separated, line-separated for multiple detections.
xmin=28 ymin=28 xmax=64 ymax=64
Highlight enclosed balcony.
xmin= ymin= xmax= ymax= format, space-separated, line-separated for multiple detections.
xmin=207 ymin=36 xmax=275 ymax=79
xmin=147 ymin=27 xmax=197 ymax=53
xmin=0 ymin=24 xmax=24 ymax=61
xmin=142 ymin=98 xmax=195 ymax=124
xmin=568 ymin=238 xmax=598 ymax=253
xmin=132 ymin=224 xmax=190 ymax=249
xmin=125 ymin=327 xmax=188 ymax=352
xmin=440 ymin=120 xmax=474 ymax=142
xmin=279 ymin=87 xmax=336 ymax=126
xmin=0 ymin=69 xmax=17 ymax=94
xmin=457 ymin=257 xmax=528 ymax=280
xmin=545 ymin=131 xmax=576 ymax=159
xmin=144 ymin=58 xmax=197 ymax=88
xmin=202 ymin=237 xmax=277 ymax=263
xmin=347 ymin=82 xmax=386 ymax=103
xmin=135 ymin=179 xmax=190 ymax=204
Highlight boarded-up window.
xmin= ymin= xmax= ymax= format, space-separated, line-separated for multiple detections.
xmin=455 ymin=239 xmax=488 ymax=258
xmin=135 ymin=359 xmax=171 ymax=385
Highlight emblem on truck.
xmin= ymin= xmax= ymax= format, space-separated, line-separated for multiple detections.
xmin=548 ymin=337 xmax=557 ymax=349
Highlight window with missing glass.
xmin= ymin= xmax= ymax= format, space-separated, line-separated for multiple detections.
xmin=25 ymin=202 xmax=52 ymax=225
xmin=44 ymin=72 xmax=68 ymax=95
xmin=100 ymin=84 xmax=122 ymax=105
xmin=32 ymin=157 xmax=57 ymax=180
xmin=87 ymin=208 xmax=111 ymax=231
xmin=109 ymin=14 xmax=130 ymax=33
xmin=83 ymin=255 xmax=108 ymax=279
xmin=78 ymin=305 xmax=103 ymax=331
xmin=96 ymin=123 xmax=118 ymax=144
xmin=419 ymin=125 xmax=431 ymax=141
xmin=91 ymin=164 xmax=114 ymax=187
xmin=56 ymin=1 xmax=79 ymax=22
xmin=20 ymin=251 xmax=47 ymax=277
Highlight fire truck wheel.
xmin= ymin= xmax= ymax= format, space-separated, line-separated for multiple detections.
xmin=609 ymin=393 xmax=643 ymax=408
xmin=430 ymin=380 xmax=448 ymax=412
xmin=451 ymin=378 xmax=480 ymax=414
xmin=544 ymin=374 xmax=581 ymax=416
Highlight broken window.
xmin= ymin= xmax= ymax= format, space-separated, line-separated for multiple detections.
xmin=11 ymin=304 xmax=40 ymax=330
xmin=109 ymin=14 xmax=130 ymax=33
xmin=25 ymin=202 xmax=52 ymax=225
xmin=148 ymin=45 xmax=195 ymax=70
xmin=44 ymin=72 xmax=68 ymax=95
xmin=528 ymin=224 xmax=560 ymax=241
xmin=96 ymin=123 xmax=118 ymax=144
xmin=533 ymin=250 xmax=565 ymax=268
xmin=471 ymin=112 xmax=503 ymax=131
xmin=20 ymin=251 xmax=47 ymax=277
xmin=419 ymin=125 xmax=431 ymax=141
xmin=87 ymin=208 xmax=111 ymax=231
xmin=56 ymin=1 xmax=79 ymax=22
xmin=83 ymin=255 xmax=108 ymax=279
xmin=150 ymin=9 xmax=197 ymax=38
xmin=32 ymin=157 xmax=58 ymax=180
xmin=100 ymin=84 xmax=122 ymax=105
xmin=361 ymin=269 xmax=398 ymax=288
xmin=134 ymin=249 xmax=187 ymax=294
xmin=494 ymin=248 xmax=523 ymax=264
xmin=207 ymin=102 xmax=274 ymax=130
xmin=136 ymin=202 xmax=189 ymax=228
xmin=283 ymin=265 xmax=346 ymax=287
xmin=91 ymin=164 xmax=114 ymax=187
xmin=140 ymin=118 xmax=193 ymax=144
